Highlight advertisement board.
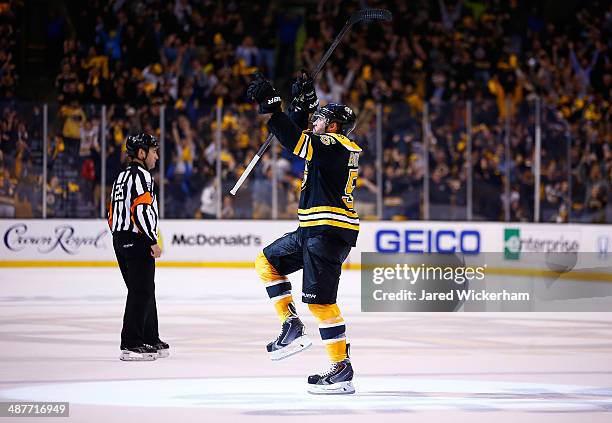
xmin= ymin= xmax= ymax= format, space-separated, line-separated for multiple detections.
xmin=1 ymin=220 xmax=610 ymax=268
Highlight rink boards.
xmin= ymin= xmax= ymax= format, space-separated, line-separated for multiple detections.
xmin=0 ymin=219 xmax=610 ymax=268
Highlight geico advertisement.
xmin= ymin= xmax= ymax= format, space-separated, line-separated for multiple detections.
xmin=354 ymin=222 xmax=489 ymax=256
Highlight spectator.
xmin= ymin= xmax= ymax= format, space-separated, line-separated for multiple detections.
xmin=1 ymin=0 xmax=608 ymax=223
xmin=200 ymin=179 xmax=218 ymax=219
xmin=252 ymin=166 xmax=272 ymax=218
xmin=0 ymin=165 xmax=15 ymax=217
xmin=256 ymin=14 xmax=277 ymax=79
xmin=236 ymin=36 xmax=259 ymax=68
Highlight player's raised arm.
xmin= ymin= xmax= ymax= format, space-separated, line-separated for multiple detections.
xmin=288 ymin=72 xmax=319 ymax=130
xmin=246 ymin=73 xmax=302 ymax=153
xmin=247 ymin=74 xmax=358 ymax=167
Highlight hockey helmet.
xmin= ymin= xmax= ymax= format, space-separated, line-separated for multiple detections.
xmin=312 ymin=103 xmax=357 ymax=135
xmin=125 ymin=133 xmax=159 ymax=158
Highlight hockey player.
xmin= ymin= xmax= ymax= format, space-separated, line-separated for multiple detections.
xmin=108 ymin=133 xmax=169 ymax=361
xmin=247 ymin=73 xmax=359 ymax=394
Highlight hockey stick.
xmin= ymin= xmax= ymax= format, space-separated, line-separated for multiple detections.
xmin=229 ymin=8 xmax=392 ymax=196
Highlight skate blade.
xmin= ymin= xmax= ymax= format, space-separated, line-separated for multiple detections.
xmin=156 ymin=349 xmax=170 ymax=358
xmin=119 ymin=351 xmax=158 ymax=361
xmin=308 ymin=381 xmax=355 ymax=395
xmin=268 ymin=336 xmax=312 ymax=361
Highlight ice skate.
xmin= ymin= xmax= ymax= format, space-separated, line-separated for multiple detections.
xmin=119 ymin=344 xmax=158 ymax=361
xmin=307 ymin=358 xmax=355 ymax=394
xmin=152 ymin=340 xmax=170 ymax=358
xmin=266 ymin=305 xmax=312 ymax=360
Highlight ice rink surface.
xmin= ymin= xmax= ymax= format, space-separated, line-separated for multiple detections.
xmin=1 ymin=267 xmax=611 ymax=422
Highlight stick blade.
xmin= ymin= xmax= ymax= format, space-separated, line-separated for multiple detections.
xmin=351 ymin=8 xmax=393 ymax=24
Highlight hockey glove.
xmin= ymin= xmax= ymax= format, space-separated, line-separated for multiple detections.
xmin=291 ymin=72 xmax=319 ymax=113
xmin=247 ymin=73 xmax=282 ymax=114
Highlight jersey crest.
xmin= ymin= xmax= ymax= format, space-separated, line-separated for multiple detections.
xmin=320 ymin=134 xmax=336 ymax=145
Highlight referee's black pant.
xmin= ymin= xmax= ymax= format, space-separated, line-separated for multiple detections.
xmin=113 ymin=232 xmax=159 ymax=349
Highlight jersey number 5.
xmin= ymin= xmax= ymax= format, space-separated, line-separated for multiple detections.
xmin=342 ymin=169 xmax=358 ymax=209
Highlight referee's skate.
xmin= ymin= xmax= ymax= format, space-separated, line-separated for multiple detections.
xmin=119 ymin=344 xmax=158 ymax=361
xmin=152 ymin=340 xmax=170 ymax=358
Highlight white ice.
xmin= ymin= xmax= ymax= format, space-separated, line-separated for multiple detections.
xmin=1 ymin=267 xmax=612 ymax=422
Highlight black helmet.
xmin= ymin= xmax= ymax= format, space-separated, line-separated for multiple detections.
xmin=125 ymin=133 xmax=159 ymax=158
xmin=312 ymin=103 xmax=357 ymax=135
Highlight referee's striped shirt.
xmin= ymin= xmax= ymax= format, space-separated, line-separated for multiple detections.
xmin=108 ymin=162 xmax=158 ymax=244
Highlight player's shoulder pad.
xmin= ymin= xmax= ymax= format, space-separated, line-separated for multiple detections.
xmin=322 ymin=132 xmax=362 ymax=152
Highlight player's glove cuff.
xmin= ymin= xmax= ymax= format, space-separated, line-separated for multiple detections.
xmin=259 ymin=95 xmax=282 ymax=114
xmin=291 ymin=73 xmax=319 ymax=113
xmin=247 ymin=73 xmax=282 ymax=114
xmin=301 ymin=90 xmax=319 ymax=112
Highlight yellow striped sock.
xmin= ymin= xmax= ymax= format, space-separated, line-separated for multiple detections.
xmin=308 ymin=303 xmax=348 ymax=362
xmin=325 ymin=339 xmax=348 ymax=362
xmin=274 ymin=295 xmax=295 ymax=322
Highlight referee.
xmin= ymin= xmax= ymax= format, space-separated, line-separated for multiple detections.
xmin=108 ymin=133 xmax=168 ymax=361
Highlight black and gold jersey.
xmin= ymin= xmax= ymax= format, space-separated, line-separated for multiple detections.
xmin=267 ymin=110 xmax=361 ymax=246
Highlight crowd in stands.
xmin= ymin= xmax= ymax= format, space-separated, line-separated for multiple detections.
xmin=0 ymin=0 xmax=609 ymax=222
xmin=0 ymin=0 xmax=19 ymax=100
